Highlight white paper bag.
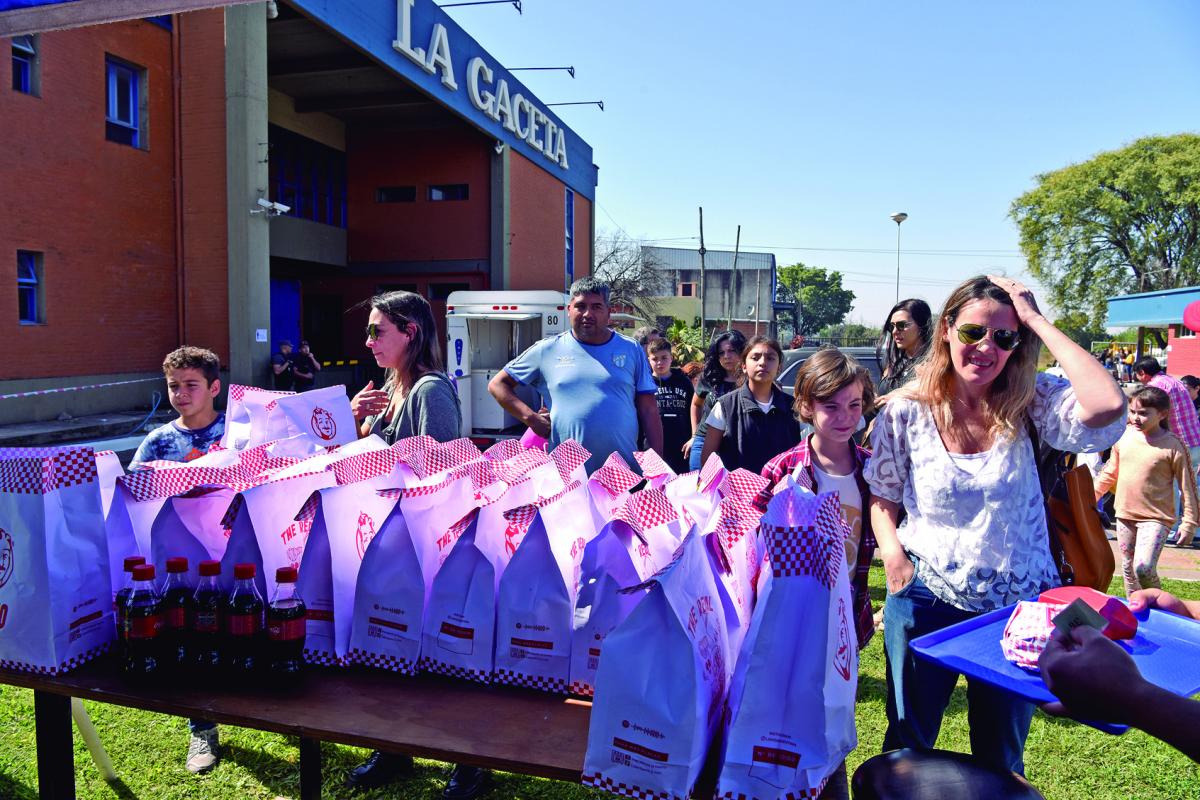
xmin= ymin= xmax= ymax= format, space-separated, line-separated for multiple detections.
xmin=716 ymin=488 xmax=857 ymax=800
xmin=95 ymin=449 xmax=124 ymax=518
xmin=663 ymin=452 xmax=728 ymax=533
xmin=583 ymin=531 xmax=729 ymax=800
xmin=0 ymin=447 xmax=114 ymax=673
xmin=702 ymin=495 xmax=765 ymax=664
xmin=419 ymin=509 xmax=495 ymax=682
xmin=635 ymin=448 xmax=677 ymax=490
xmin=570 ymin=488 xmax=685 ymax=697
xmin=273 ymin=385 xmax=359 ymax=447
xmin=220 ymin=383 xmax=295 ymax=450
xmin=586 ymin=452 xmax=642 ymax=532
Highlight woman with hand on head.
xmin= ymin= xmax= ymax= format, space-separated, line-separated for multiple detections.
xmin=864 ymin=275 xmax=1126 ymax=776
xmin=877 ymin=298 xmax=933 ymax=396
xmin=351 ymin=290 xmax=461 ymax=446
xmin=688 ymin=330 xmax=747 ymax=470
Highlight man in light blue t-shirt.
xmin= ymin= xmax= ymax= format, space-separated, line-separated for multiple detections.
xmin=490 ymin=278 xmax=663 ymax=475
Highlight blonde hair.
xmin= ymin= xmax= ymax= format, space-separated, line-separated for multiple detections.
xmin=793 ymin=347 xmax=876 ymax=424
xmin=905 ymin=276 xmax=1042 ymax=439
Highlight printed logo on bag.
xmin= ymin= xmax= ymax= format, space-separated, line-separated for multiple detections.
xmin=834 ymin=597 xmax=852 ymax=681
xmin=355 ymin=511 xmax=377 ymax=560
xmin=280 ymin=514 xmax=315 ymax=567
xmin=0 ymin=527 xmax=13 ymax=589
xmin=310 ymin=407 xmax=337 ymax=441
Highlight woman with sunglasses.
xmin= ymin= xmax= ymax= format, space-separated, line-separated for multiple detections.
xmin=351 ymin=290 xmax=462 ymax=445
xmin=876 ymin=298 xmax=932 ymax=396
xmin=864 ymin=275 xmax=1125 ymax=776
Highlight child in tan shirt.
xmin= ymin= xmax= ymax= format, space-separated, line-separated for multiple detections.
xmin=1095 ymin=386 xmax=1198 ymax=597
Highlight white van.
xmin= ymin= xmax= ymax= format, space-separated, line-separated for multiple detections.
xmin=445 ymin=290 xmax=569 ymax=440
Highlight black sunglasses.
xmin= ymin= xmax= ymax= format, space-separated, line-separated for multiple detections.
xmin=891 ymin=320 xmax=913 ymax=332
xmin=954 ymin=322 xmax=1020 ymax=351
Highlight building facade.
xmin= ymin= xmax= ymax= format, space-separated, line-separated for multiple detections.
xmin=640 ymin=245 xmax=776 ymax=338
xmin=1107 ymin=286 xmax=1200 ymax=377
xmin=1 ymin=0 xmax=596 ymax=423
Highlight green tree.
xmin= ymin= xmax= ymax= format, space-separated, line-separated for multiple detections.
xmin=1010 ymin=134 xmax=1200 ymax=323
xmin=817 ymin=322 xmax=882 ymax=344
xmin=774 ymin=263 xmax=856 ymax=337
xmin=1051 ymin=311 xmax=1109 ymax=351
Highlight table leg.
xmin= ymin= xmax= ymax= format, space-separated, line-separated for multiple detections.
xmin=34 ymin=691 xmax=74 ymax=800
xmin=299 ymin=736 xmax=321 ymax=800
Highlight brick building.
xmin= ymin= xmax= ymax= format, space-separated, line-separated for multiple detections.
xmin=1106 ymin=286 xmax=1200 ymax=378
xmin=1 ymin=0 xmax=597 ymax=423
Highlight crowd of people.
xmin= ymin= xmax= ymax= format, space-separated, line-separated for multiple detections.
xmin=130 ymin=274 xmax=1198 ymax=794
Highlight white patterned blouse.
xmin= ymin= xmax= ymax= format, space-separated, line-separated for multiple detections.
xmin=864 ymin=373 xmax=1126 ymax=612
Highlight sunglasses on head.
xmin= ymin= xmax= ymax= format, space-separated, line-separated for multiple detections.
xmin=954 ymin=322 xmax=1020 ymax=351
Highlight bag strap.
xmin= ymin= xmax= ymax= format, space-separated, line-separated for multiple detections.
xmin=1026 ymin=416 xmax=1075 ymax=586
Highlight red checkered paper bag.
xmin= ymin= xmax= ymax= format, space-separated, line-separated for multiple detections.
xmin=586 ymin=452 xmax=642 ymax=532
xmin=273 ymin=385 xmax=359 ymax=447
xmin=702 ymin=495 xmax=766 ymax=662
xmin=716 ymin=487 xmax=857 ymax=800
xmin=0 ymin=447 xmax=113 ymax=674
xmin=1001 ymin=601 xmax=1068 ymax=671
xmin=95 ymin=449 xmax=124 ymax=518
xmin=493 ymin=442 xmax=595 ymax=693
xmin=220 ymin=383 xmax=294 ymax=450
xmin=570 ymin=488 xmax=685 ymax=697
xmin=583 ymin=531 xmax=731 ymax=800
xmin=635 ymin=448 xmax=678 ymax=491
xmin=663 ymin=452 xmax=727 ymax=533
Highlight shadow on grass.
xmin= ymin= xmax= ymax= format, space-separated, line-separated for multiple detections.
xmin=104 ymin=778 xmax=139 ymax=799
xmin=0 ymin=771 xmax=37 ymax=800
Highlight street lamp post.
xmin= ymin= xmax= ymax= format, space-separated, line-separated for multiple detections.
xmin=890 ymin=212 xmax=908 ymax=303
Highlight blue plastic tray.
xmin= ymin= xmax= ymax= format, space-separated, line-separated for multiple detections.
xmin=909 ymin=602 xmax=1200 ymax=734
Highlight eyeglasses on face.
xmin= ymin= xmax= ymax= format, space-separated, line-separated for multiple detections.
xmin=954 ymin=322 xmax=1020 ymax=351
xmin=366 ymin=323 xmax=381 ymax=341
xmin=891 ymin=320 xmax=913 ymax=332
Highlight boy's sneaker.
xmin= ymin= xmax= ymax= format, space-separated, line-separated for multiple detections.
xmin=186 ymin=728 xmax=220 ymax=774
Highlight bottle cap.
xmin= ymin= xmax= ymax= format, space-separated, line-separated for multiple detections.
xmin=166 ymin=557 xmax=189 ymax=573
xmin=275 ymin=566 xmax=298 ymax=583
xmin=132 ymin=564 xmax=155 ymax=581
xmin=234 ymin=563 xmax=256 ymax=580
xmin=198 ymin=560 xmax=221 ymax=577
xmin=123 ymin=555 xmax=146 ymax=572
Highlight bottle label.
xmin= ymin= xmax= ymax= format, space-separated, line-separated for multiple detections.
xmin=228 ymin=613 xmax=261 ymax=636
xmin=193 ymin=611 xmax=220 ymax=634
xmin=268 ymin=617 xmax=306 ymax=642
xmin=166 ymin=608 xmax=186 ymax=629
xmin=128 ymin=614 xmax=162 ymax=640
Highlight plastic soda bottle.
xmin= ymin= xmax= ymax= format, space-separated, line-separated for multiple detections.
xmin=190 ymin=560 xmax=223 ymax=673
xmin=114 ymin=555 xmax=146 ymax=650
xmin=123 ymin=563 xmax=163 ymax=676
xmin=160 ymin=557 xmax=191 ymax=670
xmin=267 ymin=566 xmax=306 ymax=678
xmin=225 ymin=563 xmax=264 ymax=675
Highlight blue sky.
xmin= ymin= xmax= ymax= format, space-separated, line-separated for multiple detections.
xmin=453 ymin=0 xmax=1200 ymax=327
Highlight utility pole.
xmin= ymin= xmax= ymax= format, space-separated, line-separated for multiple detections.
xmin=698 ymin=207 xmax=707 ymax=336
xmin=754 ymin=255 xmax=762 ymax=334
xmin=727 ymin=225 xmax=741 ymax=332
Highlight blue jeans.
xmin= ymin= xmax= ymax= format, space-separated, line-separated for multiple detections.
xmin=189 ymin=718 xmax=216 ymax=733
xmin=688 ymin=433 xmax=705 ymax=471
xmin=882 ymin=572 xmax=1034 ymax=775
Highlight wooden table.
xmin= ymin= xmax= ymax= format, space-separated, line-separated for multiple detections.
xmin=1 ymin=655 xmax=592 ymax=800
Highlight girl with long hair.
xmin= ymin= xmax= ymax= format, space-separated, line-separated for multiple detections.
xmin=864 ymin=275 xmax=1126 ymax=775
xmin=700 ymin=336 xmax=801 ymax=474
xmin=687 ymin=329 xmax=746 ymax=469
xmin=350 ymin=290 xmax=461 ymax=444
xmin=876 ymin=298 xmax=933 ymax=395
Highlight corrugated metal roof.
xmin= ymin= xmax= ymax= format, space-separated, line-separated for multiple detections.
xmin=1107 ymin=285 xmax=1200 ymax=327
xmin=641 ymin=245 xmax=774 ymax=272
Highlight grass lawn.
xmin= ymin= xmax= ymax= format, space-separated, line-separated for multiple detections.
xmin=2 ymin=570 xmax=1198 ymax=799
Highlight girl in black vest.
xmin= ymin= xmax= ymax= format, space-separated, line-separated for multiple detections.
xmin=700 ymin=336 xmax=801 ymax=474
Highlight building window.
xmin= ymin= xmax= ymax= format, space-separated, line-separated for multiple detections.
xmin=564 ymin=187 xmax=575 ymax=285
xmin=105 ymin=56 xmax=145 ymax=148
xmin=12 ymin=35 xmax=37 ymax=95
xmin=429 ymin=183 xmax=469 ymax=202
xmin=376 ymin=186 xmax=416 ymax=203
xmin=268 ymin=124 xmax=347 ymax=227
xmin=17 ymin=250 xmax=43 ymax=324
xmin=1178 ymin=324 xmax=1196 ymax=339
xmin=679 ymin=282 xmax=696 ymax=297
xmin=429 ymin=282 xmax=470 ymax=301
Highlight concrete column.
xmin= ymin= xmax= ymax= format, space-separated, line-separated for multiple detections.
xmin=224 ymin=2 xmax=271 ymax=386
xmin=490 ymin=145 xmax=510 ymax=290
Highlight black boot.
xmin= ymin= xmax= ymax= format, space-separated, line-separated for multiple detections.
xmin=443 ymin=763 xmax=491 ymax=800
xmin=345 ymin=750 xmax=415 ymax=791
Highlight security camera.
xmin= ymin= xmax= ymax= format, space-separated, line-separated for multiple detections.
xmin=494 ymin=140 xmax=506 ymax=155
xmin=252 ymin=197 xmax=291 ymax=216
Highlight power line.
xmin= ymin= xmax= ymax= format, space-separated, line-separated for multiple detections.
xmin=641 ymin=236 xmax=1023 ymax=257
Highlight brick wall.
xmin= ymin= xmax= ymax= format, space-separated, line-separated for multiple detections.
xmin=1 ymin=20 xmax=178 ymax=380
xmin=509 ymin=150 xmax=569 ymax=291
xmin=1168 ymin=326 xmax=1200 ymax=378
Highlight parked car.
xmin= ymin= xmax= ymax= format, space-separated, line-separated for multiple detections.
xmin=777 ymin=346 xmax=883 ymax=393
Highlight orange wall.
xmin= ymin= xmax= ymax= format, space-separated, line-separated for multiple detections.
xmin=508 ymin=150 xmax=569 ymax=291
xmin=1 ymin=21 xmax=177 ymax=379
xmin=573 ymin=190 xmax=592 ymax=281
xmin=346 ymin=125 xmax=491 ymax=263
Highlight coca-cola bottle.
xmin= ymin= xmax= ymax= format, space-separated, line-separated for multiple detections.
xmin=160 ymin=557 xmax=191 ymax=670
xmin=225 ymin=563 xmax=264 ymax=676
xmin=266 ymin=566 xmax=306 ymax=680
xmin=114 ymin=555 xmax=146 ymax=653
xmin=190 ymin=560 xmax=223 ymax=674
xmin=123 ymin=563 xmax=163 ymax=676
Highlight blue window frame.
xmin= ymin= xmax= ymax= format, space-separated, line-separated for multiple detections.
xmin=17 ymin=250 xmax=42 ymax=324
xmin=12 ymin=35 xmax=35 ymax=94
xmin=564 ymin=187 xmax=575 ymax=286
xmin=267 ymin=124 xmax=347 ymax=228
xmin=105 ymin=57 xmax=142 ymax=147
